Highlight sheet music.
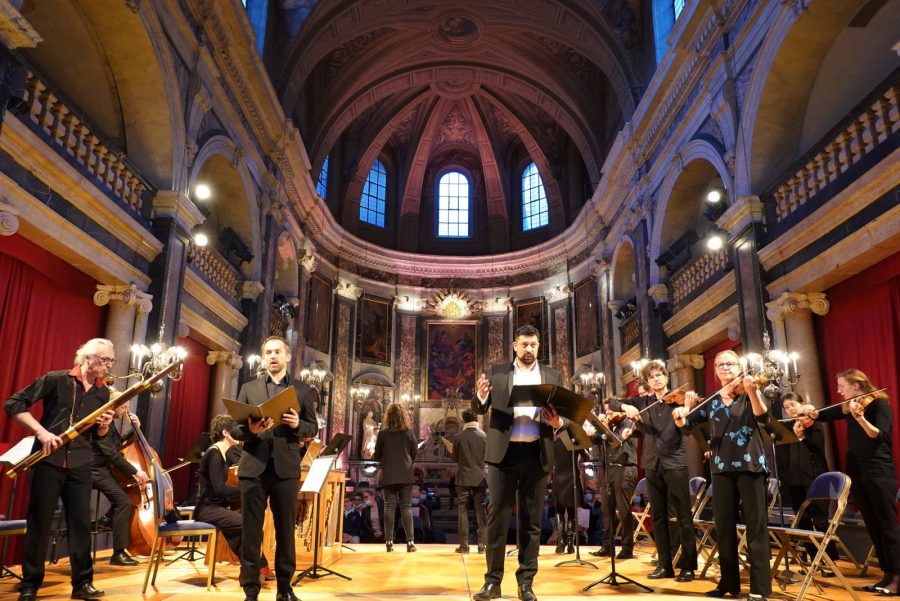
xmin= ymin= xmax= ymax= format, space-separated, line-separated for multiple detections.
xmin=301 ymin=455 xmax=336 ymax=494
xmin=0 ymin=437 xmax=35 ymax=465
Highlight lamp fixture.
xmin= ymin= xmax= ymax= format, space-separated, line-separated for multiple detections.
xmin=194 ymin=183 xmax=211 ymax=201
xmin=630 ymin=358 xmax=649 ymax=381
xmin=400 ymin=393 xmax=421 ymax=407
xmin=740 ymin=330 xmax=800 ymax=399
xmin=578 ymin=366 xmax=607 ymax=399
xmin=300 ymin=359 xmax=332 ymax=391
xmin=706 ymin=233 xmax=724 ymax=251
xmin=706 ymin=189 xmax=723 ymax=203
xmin=130 ymin=341 xmax=188 ymax=393
xmin=350 ymin=385 xmax=370 ymax=409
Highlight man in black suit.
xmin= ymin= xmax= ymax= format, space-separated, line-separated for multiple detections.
xmin=230 ymin=336 xmax=318 ymax=601
xmin=471 ymin=325 xmax=566 ymax=601
xmin=453 ymin=409 xmax=487 ymax=554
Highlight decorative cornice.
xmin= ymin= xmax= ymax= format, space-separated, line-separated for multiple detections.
xmin=544 ymin=284 xmax=571 ymax=303
xmin=395 ymin=294 xmax=426 ymax=313
xmin=242 ymin=280 xmax=265 ymax=301
xmin=0 ymin=197 xmax=19 ymax=235
xmin=206 ymin=350 xmax=243 ymax=369
xmin=93 ymin=284 xmax=147 ymax=308
xmin=151 ymin=190 xmax=204 ymax=233
xmin=0 ymin=0 xmax=42 ymax=49
xmin=335 ymin=279 xmax=363 ymax=301
xmin=765 ymin=292 xmax=830 ymax=322
xmin=647 ymin=283 xmax=669 ymax=306
xmin=184 ymin=269 xmax=249 ymax=333
xmin=716 ymin=195 xmax=764 ymax=237
xmin=666 ymin=354 xmax=705 ymax=372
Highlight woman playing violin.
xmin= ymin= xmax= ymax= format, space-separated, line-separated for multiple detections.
xmin=673 ymin=350 xmax=771 ymax=601
xmin=801 ymin=369 xmax=900 ymax=595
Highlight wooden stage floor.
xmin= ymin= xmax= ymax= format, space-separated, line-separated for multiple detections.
xmin=0 ymin=543 xmax=884 ymax=600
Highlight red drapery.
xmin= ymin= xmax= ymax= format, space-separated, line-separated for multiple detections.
xmin=0 ymin=234 xmax=106 ymax=561
xmin=163 ymin=336 xmax=211 ymax=502
xmin=702 ymin=338 xmax=743 ymax=396
xmin=815 ymin=252 xmax=900 ymax=479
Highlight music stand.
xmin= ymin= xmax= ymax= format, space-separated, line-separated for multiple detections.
xmin=166 ymin=431 xmax=216 ymax=564
xmin=0 ymin=437 xmax=33 ymax=580
xmin=555 ymin=423 xmax=597 ymax=570
xmin=583 ymin=418 xmax=653 ymax=593
xmin=293 ymin=435 xmax=352 ymax=584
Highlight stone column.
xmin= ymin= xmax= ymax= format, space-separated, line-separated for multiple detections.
xmin=206 ymin=351 xmax=243 ymax=418
xmin=608 ymin=300 xmax=624 ymax=394
xmin=293 ymin=254 xmax=317 ymax=376
xmin=94 ymin=284 xmax=144 ymax=378
xmin=667 ymin=354 xmax=706 ymax=478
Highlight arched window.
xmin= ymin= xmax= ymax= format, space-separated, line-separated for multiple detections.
xmin=315 ymin=155 xmax=329 ymax=199
xmin=521 ymin=163 xmax=548 ymax=231
xmin=437 ymin=171 xmax=470 ymax=237
xmin=359 ymin=159 xmax=387 ymax=227
xmin=674 ymin=0 xmax=686 ymax=19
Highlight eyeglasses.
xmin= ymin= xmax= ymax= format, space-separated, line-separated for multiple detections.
xmin=90 ymin=355 xmax=116 ymax=366
xmin=715 ymin=362 xmax=738 ymax=369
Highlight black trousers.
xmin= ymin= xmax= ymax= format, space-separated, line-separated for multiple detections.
xmin=239 ymin=462 xmax=298 ymax=594
xmin=382 ymin=483 xmax=413 ymax=543
xmin=195 ymin=503 xmax=243 ymax=557
xmin=457 ymin=485 xmax=486 ymax=546
xmin=645 ymin=466 xmax=697 ymax=569
xmin=484 ymin=442 xmax=548 ymax=587
xmin=91 ymin=466 xmax=132 ymax=551
xmin=22 ymin=462 xmax=93 ymax=590
xmin=603 ymin=465 xmax=637 ymax=552
xmin=850 ymin=471 xmax=900 ymax=574
xmin=712 ymin=471 xmax=772 ymax=596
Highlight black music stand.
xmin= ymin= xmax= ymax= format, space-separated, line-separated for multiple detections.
xmin=583 ymin=417 xmax=653 ymax=593
xmin=293 ymin=435 xmax=352 ymax=584
xmin=555 ymin=423 xmax=597 ymax=570
xmin=166 ymin=431 xmax=217 ymax=564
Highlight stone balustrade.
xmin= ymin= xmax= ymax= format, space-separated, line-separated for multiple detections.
xmin=670 ymin=247 xmax=728 ymax=306
xmin=773 ymin=80 xmax=898 ymax=222
xmin=187 ymin=243 xmax=242 ymax=302
xmin=21 ymin=72 xmax=147 ymax=213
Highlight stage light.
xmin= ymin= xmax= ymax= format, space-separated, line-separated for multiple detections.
xmin=194 ymin=183 xmax=211 ymax=200
xmin=706 ymin=234 xmax=723 ymax=251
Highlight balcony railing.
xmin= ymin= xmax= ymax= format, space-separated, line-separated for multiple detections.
xmin=187 ymin=244 xmax=242 ymax=303
xmin=20 ymin=72 xmax=148 ymax=214
xmin=670 ymin=247 xmax=728 ymax=307
xmin=771 ymin=79 xmax=898 ymax=223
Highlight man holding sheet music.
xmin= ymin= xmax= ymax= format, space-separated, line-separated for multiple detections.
xmin=471 ymin=324 xmax=566 ymax=601
xmin=229 ymin=336 xmax=318 ymax=601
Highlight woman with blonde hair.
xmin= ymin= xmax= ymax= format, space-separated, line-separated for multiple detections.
xmin=374 ymin=403 xmax=419 ymax=552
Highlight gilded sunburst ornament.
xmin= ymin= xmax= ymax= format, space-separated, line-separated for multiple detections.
xmin=427 ymin=288 xmax=480 ymax=318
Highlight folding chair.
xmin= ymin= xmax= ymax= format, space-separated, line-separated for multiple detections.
xmin=672 ymin=476 xmax=707 ymax=564
xmin=694 ymin=482 xmax=721 ymax=577
xmin=0 ymin=519 xmax=26 ymax=580
xmin=142 ymin=475 xmax=218 ymax=593
xmin=768 ymin=471 xmax=859 ymax=601
xmin=630 ymin=478 xmax=653 ymax=548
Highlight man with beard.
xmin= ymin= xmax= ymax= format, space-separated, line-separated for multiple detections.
xmin=229 ymin=336 xmax=318 ymax=601
xmin=470 ymin=325 xmax=566 ymax=601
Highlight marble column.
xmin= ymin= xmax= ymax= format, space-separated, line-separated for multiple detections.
xmin=93 ymin=284 xmax=145 ymax=379
xmin=206 ymin=351 xmax=243 ymax=419
xmin=608 ymin=300 xmax=624 ymax=394
xmin=667 ymin=354 xmax=706 ymax=478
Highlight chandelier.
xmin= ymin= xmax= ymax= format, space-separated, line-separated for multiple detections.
xmin=742 ymin=331 xmax=799 ymax=399
xmin=300 ymin=359 xmax=333 ymax=391
xmin=578 ymin=366 xmax=607 ymax=398
xmin=130 ymin=342 xmax=187 ymax=393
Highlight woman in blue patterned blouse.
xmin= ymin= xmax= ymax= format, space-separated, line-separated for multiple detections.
xmin=673 ymin=350 xmax=772 ymax=601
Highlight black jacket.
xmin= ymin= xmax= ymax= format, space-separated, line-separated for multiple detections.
xmin=374 ymin=429 xmax=418 ymax=486
xmin=452 ymin=425 xmax=487 ymax=488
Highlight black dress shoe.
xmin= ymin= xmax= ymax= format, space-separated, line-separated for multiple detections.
xmin=477 ymin=544 xmax=486 ymax=553
xmin=18 ymin=588 xmax=36 ymax=601
xmin=676 ymin=569 xmax=695 ymax=582
xmin=590 ymin=547 xmax=611 ymax=557
xmin=647 ymin=566 xmax=675 ymax=579
xmin=244 ymin=591 xmax=259 ymax=601
xmin=109 ymin=550 xmax=138 ymax=566
xmin=71 ymin=583 xmax=104 ymax=599
xmin=705 ymin=587 xmax=739 ymax=597
xmin=473 ymin=582 xmax=501 ymax=600
xmin=455 ymin=544 xmax=470 ymax=553
xmin=518 ymin=583 xmax=538 ymax=601
xmin=275 ymin=591 xmax=300 ymax=601
xmin=616 ymin=549 xmax=634 ymax=559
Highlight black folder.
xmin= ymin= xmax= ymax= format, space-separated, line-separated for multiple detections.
xmin=508 ymin=384 xmax=594 ymax=425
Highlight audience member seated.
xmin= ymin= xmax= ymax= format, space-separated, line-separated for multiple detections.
xmin=342 ymin=494 xmax=367 ymax=544
xmin=582 ymin=488 xmax=605 ymax=545
xmin=360 ymin=489 xmax=385 ymax=543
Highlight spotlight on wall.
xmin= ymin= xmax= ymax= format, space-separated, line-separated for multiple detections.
xmin=193 ymin=231 xmax=209 ymax=247
xmin=194 ymin=183 xmax=211 ymax=201
xmin=706 ymin=233 xmax=724 ymax=251
xmin=706 ymin=188 xmax=724 ymax=203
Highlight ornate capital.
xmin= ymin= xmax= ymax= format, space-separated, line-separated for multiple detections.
xmin=727 ymin=322 xmax=741 ymax=340
xmin=242 ymin=280 xmax=265 ymax=301
xmin=299 ymin=254 xmax=317 ymax=274
xmin=666 ymin=354 xmax=705 ymax=372
xmin=716 ymin=195 xmax=764 ymax=237
xmin=335 ymin=280 xmax=363 ymax=301
xmin=0 ymin=198 xmax=20 ymax=236
xmin=134 ymin=289 xmax=153 ymax=315
xmin=647 ymin=283 xmax=669 ymax=306
xmin=206 ymin=350 xmax=243 ymax=370
xmin=766 ymin=291 xmax=830 ymax=322
xmin=592 ymin=259 xmax=610 ymax=277
xmin=93 ymin=284 xmax=146 ymax=308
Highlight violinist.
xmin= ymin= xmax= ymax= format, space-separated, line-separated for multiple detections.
xmin=229 ymin=336 xmax=318 ymax=601
xmin=800 ymin=369 xmax=900 ymax=595
xmin=618 ymin=360 xmax=697 ymax=582
xmin=673 ymin=350 xmax=771 ymax=601
xmin=588 ymin=397 xmax=638 ymax=560
xmin=3 ymin=338 xmax=117 ymax=601
xmin=91 ymin=400 xmax=149 ymax=566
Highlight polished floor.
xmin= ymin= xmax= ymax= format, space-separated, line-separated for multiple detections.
xmin=0 ymin=542 xmax=885 ymax=600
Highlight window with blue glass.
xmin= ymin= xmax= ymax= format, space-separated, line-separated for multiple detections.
xmin=437 ymin=171 xmax=470 ymax=238
xmin=315 ymin=155 xmax=329 ymax=199
xmin=359 ymin=160 xmax=387 ymax=227
xmin=674 ymin=0 xmax=685 ymax=19
xmin=521 ymin=162 xmax=548 ymax=231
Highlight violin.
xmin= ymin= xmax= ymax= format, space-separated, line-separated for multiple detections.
xmin=606 ymin=411 xmax=628 ymax=426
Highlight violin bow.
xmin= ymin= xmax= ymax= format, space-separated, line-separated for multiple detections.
xmin=684 ymin=370 xmax=749 ymax=418
xmin=636 ymin=383 xmax=690 ymax=415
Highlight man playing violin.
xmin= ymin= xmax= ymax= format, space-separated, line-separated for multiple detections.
xmin=4 ymin=338 xmax=117 ymax=601
xmin=673 ymin=350 xmax=771 ymax=601
xmin=587 ymin=397 xmax=638 ymax=560
xmin=91 ymin=400 xmax=150 ymax=566
xmin=800 ymin=369 xmax=900 ymax=595
xmin=229 ymin=335 xmax=318 ymax=601
xmin=619 ymin=359 xmax=698 ymax=582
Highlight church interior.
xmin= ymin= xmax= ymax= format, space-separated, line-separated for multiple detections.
xmin=0 ymin=0 xmax=897 ymax=599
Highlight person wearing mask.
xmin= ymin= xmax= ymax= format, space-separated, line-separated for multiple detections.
xmin=360 ymin=489 xmax=384 ymax=543
xmin=374 ymin=403 xmax=419 ymax=552
xmin=452 ymin=410 xmax=487 ymax=554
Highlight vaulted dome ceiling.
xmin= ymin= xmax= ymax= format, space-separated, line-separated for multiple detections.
xmin=277 ymin=0 xmax=648 ymax=256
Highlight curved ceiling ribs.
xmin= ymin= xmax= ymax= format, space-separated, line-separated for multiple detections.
xmin=282 ymin=0 xmax=640 ymax=255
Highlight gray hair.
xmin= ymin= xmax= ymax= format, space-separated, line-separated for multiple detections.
xmin=74 ymin=338 xmax=114 ymax=366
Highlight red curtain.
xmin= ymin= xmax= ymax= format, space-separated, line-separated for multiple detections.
xmin=0 ymin=234 xmax=106 ymax=561
xmin=702 ymin=338 xmax=742 ymax=396
xmin=816 ymin=252 xmax=900 ymax=478
xmin=163 ymin=336 xmax=212 ymax=502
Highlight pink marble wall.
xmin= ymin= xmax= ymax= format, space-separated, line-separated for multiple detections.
xmin=330 ymin=301 xmax=352 ymax=438
xmin=554 ymin=306 xmax=571 ymax=385
xmin=486 ymin=315 xmax=507 ymax=369
xmin=397 ymin=314 xmax=418 ymax=396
